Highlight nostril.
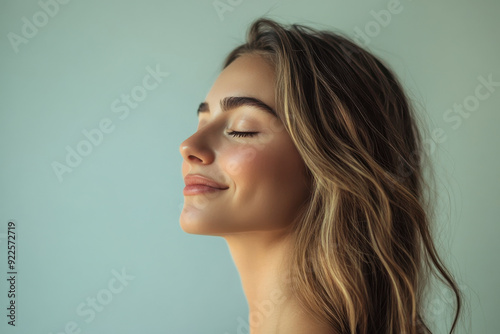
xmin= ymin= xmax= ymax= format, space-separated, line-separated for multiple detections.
xmin=189 ymin=155 xmax=203 ymax=162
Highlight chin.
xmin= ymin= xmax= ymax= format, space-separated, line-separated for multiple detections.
xmin=179 ymin=214 xmax=225 ymax=236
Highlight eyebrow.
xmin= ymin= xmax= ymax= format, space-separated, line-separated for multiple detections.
xmin=197 ymin=96 xmax=277 ymax=118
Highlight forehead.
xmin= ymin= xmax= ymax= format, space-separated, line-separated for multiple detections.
xmin=205 ymin=54 xmax=276 ymax=112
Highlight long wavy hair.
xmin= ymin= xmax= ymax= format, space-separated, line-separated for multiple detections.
xmin=221 ymin=17 xmax=463 ymax=334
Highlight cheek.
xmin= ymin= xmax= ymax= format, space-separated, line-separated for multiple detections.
xmin=222 ymin=144 xmax=263 ymax=178
xmin=221 ymin=141 xmax=309 ymax=227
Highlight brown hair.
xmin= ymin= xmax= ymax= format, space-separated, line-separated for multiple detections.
xmin=222 ymin=17 xmax=463 ymax=334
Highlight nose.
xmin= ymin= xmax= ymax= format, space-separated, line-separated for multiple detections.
xmin=179 ymin=128 xmax=215 ymax=165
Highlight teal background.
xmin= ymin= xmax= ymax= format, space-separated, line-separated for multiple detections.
xmin=0 ymin=0 xmax=498 ymax=333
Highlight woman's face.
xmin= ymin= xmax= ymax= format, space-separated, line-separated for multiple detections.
xmin=179 ymin=53 xmax=310 ymax=236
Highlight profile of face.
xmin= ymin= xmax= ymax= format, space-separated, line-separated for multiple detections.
xmin=179 ymin=54 xmax=310 ymax=236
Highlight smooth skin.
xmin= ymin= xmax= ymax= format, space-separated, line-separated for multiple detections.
xmin=179 ymin=54 xmax=333 ymax=334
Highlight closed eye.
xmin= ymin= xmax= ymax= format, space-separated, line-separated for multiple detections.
xmin=227 ymin=131 xmax=258 ymax=138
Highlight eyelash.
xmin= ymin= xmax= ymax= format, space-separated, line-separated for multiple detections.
xmin=227 ymin=131 xmax=258 ymax=138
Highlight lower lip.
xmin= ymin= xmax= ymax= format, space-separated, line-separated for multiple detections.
xmin=183 ymin=185 xmax=228 ymax=196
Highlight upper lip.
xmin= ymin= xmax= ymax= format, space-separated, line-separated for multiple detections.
xmin=184 ymin=174 xmax=229 ymax=189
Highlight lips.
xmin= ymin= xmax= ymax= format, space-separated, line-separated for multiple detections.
xmin=183 ymin=174 xmax=229 ymax=195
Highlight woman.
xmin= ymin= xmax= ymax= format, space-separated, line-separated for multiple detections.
xmin=179 ymin=17 xmax=463 ymax=334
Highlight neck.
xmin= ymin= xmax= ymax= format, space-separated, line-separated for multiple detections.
xmin=222 ymin=229 xmax=333 ymax=334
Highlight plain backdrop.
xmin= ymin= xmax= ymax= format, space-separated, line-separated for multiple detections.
xmin=0 ymin=0 xmax=498 ymax=333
